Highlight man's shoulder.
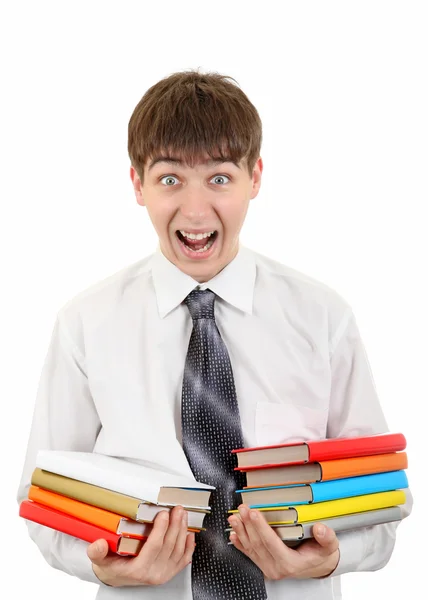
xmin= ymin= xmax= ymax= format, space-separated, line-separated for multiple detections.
xmin=251 ymin=248 xmax=350 ymax=308
xmin=249 ymin=247 xmax=354 ymax=347
xmin=57 ymin=253 xmax=155 ymax=325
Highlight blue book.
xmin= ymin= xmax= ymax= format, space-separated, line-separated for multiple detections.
xmin=237 ymin=470 xmax=408 ymax=508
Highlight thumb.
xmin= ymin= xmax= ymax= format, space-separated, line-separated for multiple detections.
xmin=87 ymin=539 xmax=109 ymax=564
xmin=312 ymin=524 xmax=339 ymax=551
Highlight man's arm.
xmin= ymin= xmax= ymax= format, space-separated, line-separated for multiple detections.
xmin=326 ymin=308 xmax=413 ymax=577
xmin=17 ymin=312 xmax=102 ymax=584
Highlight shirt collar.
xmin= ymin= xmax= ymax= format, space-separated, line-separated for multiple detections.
xmin=150 ymin=243 xmax=256 ymax=318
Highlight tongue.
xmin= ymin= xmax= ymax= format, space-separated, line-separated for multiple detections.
xmin=184 ymin=237 xmax=208 ymax=251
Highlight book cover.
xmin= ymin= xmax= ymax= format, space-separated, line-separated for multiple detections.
xmin=19 ymin=500 xmax=146 ymax=555
xmin=232 ymin=432 xmax=406 ymax=468
xmin=240 ymin=452 xmax=408 ymax=488
xmin=28 ymin=485 xmax=153 ymax=538
xmin=276 ymin=505 xmax=403 ymax=540
xmin=31 ymin=468 xmax=208 ymax=530
xmin=228 ymin=490 xmax=407 ymax=524
xmin=36 ymin=450 xmax=214 ymax=506
xmin=238 ymin=470 xmax=409 ymax=507
xmin=227 ymin=506 xmax=403 ymax=543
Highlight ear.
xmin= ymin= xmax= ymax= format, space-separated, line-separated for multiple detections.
xmin=130 ymin=165 xmax=145 ymax=207
xmin=250 ymin=157 xmax=263 ymax=200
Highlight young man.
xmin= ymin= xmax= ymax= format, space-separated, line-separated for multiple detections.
xmin=18 ymin=69 xmax=411 ymax=599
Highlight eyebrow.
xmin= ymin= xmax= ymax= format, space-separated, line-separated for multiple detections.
xmin=148 ymin=156 xmax=240 ymax=171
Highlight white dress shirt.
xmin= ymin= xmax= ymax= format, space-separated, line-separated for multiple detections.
xmin=17 ymin=244 xmax=412 ymax=600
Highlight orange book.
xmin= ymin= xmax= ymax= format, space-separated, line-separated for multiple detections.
xmin=321 ymin=453 xmax=408 ymax=481
xmin=28 ymin=485 xmax=153 ymax=539
xmin=240 ymin=452 xmax=408 ymax=488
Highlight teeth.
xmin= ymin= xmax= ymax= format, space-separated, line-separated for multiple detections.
xmin=179 ymin=230 xmax=215 ymax=240
xmin=186 ymin=236 xmax=216 ymax=253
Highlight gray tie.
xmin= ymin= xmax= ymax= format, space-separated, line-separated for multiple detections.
xmin=181 ymin=288 xmax=267 ymax=600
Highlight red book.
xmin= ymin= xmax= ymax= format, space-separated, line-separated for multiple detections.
xmin=232 ymin=433 xmax=406 ymax=469
xmin=19 ymin=500 xmax=147 ymax=556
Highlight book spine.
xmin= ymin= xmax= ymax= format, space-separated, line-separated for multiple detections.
xmin=298 ymin=505 xmax=403 ymax=538
xmin=19 ymin=500 xmax=124 ymax=554
xmin=28 ymin=485 xmax=128 ymax=535
xmin=320 ymin=452 xmax=408 ymax=481
xmin=294 ymin=490 xmax=406 ymax=523
xmin=31 ymin=468 xmax=140 ymax=519
xmin=311 ymin=470 xmax=409 ymax=503
xmin=308 ymin=433 xmax=407 ymax=461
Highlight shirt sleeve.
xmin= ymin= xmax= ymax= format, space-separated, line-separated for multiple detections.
xmin=325 ymin=309 xmax=413 ymax=577
xmin=16 ymin=312 xmax=102 ymax=585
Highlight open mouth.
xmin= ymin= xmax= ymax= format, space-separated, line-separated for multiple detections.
xmin=176 ymin=230 xmax=219 ymax=254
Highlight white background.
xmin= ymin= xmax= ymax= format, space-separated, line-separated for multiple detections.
xmin=1 ymin=1 xmax=427 ymax=597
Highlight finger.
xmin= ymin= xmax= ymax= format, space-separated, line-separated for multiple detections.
xmin=87 ymin=539 xmax=110 ymax=565
xmin=157 ymin=506 xmax=186 ymax=562
xmin=176 ymin=531 xmax=196 ymax=570
xmin=229 ymin=531 xmax=246 ymax=554
xmin=292 ymin=536 xmax=340 ymax=580
xmin=312 ymin=524 xmax=339 ymax=554
xmin=294 ymin=525 xmax=340 ymax=572
xmin=169 ymin=508 xmax=190 ymax=563
xmin=238 ymin=507 xmax=267 ymax=555
xmin=134 ymin=510 xmax=170 ymax=568
xmin=228 ymin=514 xmax=251 ymax=553
xmin=237 ymin=506 xmax=276 ymax=562
xmin=246 ymin=509 xmax=293 ymax=558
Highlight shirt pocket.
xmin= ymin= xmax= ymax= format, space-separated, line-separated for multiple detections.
xmin=255 ymin=401 xmax=328 ymax=447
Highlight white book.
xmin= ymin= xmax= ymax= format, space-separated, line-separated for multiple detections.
xmin=36 ymin=450 xmax=214 ymax=508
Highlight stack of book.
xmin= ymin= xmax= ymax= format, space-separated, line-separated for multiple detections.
xmin=19 ymin=450 xmax=214 ymax=555
xmin=229 ymin=432 xmax=409 ymax=544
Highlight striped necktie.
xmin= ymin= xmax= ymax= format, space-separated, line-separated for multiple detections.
xmin=181 ymin=288 xmax=267 ymax=600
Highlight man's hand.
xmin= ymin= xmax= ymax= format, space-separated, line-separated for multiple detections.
xmin=228 ymin=505 xmax=340 ymax=580
xmin=87 ymin=506 xmax=195 ymax=587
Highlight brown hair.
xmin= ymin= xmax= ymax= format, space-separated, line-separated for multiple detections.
xmin=128 ymin=68 xmax=262 ymax=183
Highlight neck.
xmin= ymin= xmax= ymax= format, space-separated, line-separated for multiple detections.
xmin=192 ymin=246 xmax=240 ymax=283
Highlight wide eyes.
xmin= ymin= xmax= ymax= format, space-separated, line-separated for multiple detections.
xmin=160 ymin=174 xmax=231 ymax=186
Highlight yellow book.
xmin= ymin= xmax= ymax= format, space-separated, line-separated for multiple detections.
xmin=229 ymin=490 xmax=406 ymax=524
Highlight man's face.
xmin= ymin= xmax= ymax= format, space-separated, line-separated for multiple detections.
xmin=130 ymin=152 xmax=263 ymax=282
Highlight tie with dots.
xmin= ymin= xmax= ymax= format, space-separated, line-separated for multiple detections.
xmin=181 ymin=288 xmax=267 ymax=600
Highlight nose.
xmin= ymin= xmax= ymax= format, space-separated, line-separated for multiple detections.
xmin=179 ymin=187 xmax=212 ymax=222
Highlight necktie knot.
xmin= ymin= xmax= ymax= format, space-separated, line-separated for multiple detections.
xmin=184 ymin=288 xmax=216 ymax=320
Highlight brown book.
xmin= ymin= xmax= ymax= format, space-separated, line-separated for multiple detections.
xmin=35 ymin=450 xmax=213 ymax=509
xmin=32 ymin=468 xmax=209 ymax=530
xmin=28 ymin=485 xmax=154 ymax=538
